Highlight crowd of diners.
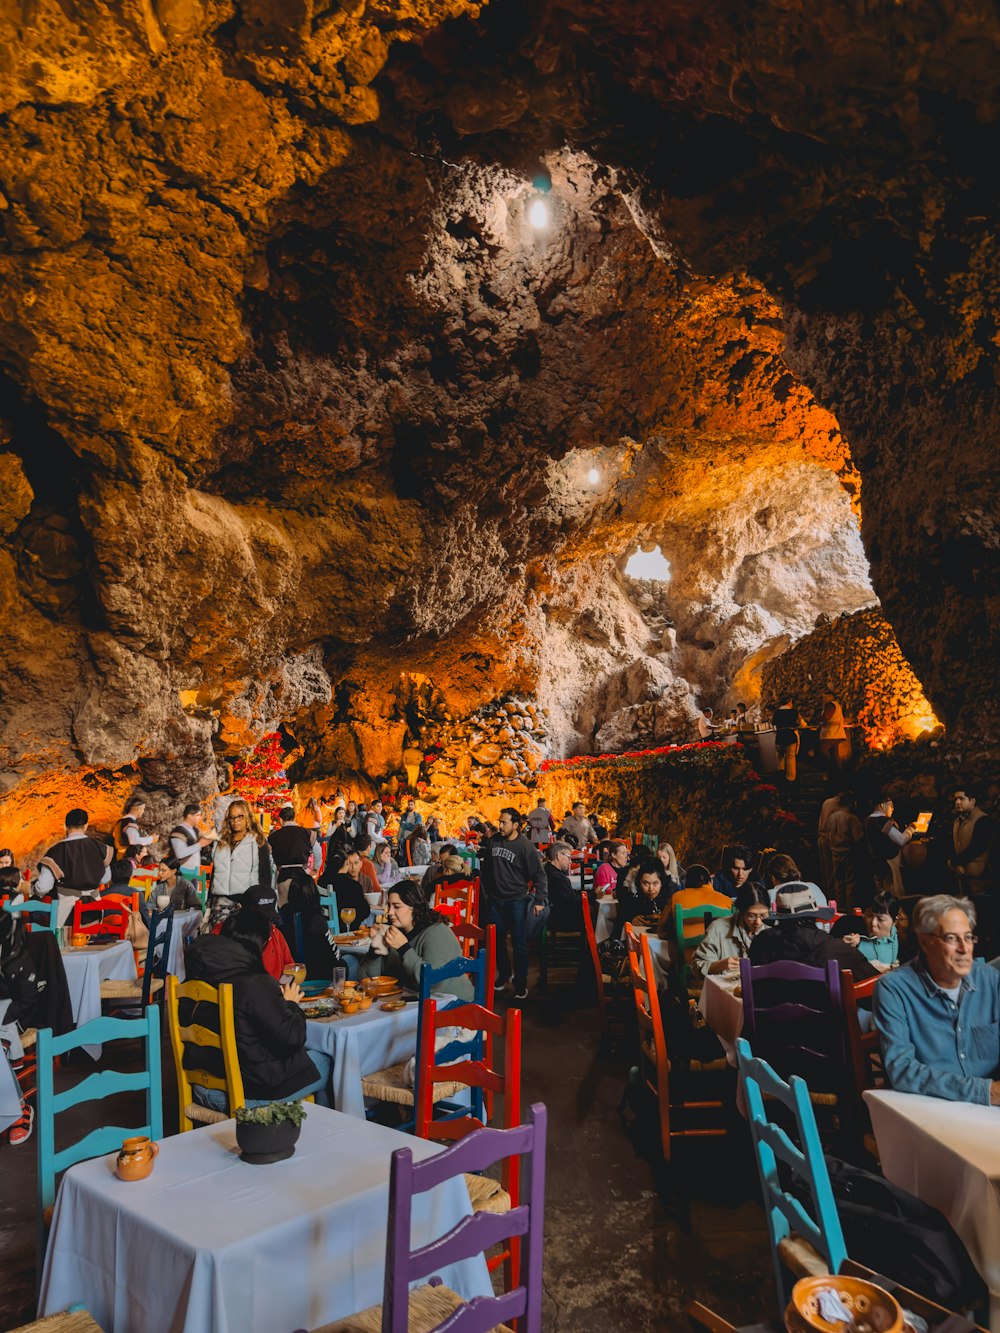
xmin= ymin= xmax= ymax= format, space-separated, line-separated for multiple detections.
xmin=1 ymin=777 xmax=997 ymax=1151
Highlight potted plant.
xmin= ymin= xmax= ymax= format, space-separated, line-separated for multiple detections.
xmin=234 ymin=1100 xmax=307 ymax=1165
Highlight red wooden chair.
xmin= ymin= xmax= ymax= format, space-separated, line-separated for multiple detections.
xmin=71 ymin=896 xmax=132 ymax=941
xmin=415 ymin=997 xmax=522 ymax=1284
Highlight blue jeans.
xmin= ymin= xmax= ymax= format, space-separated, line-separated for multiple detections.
xmin=488 ymin=897 xmax=534 ymax=991
xmin=193 ymin=1050 xmax=333 ymax=1113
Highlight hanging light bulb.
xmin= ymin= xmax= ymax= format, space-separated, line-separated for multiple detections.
xmin=587 ymin=467 xmax=600 ymax=485
xmin=528 ymin=197 xmax=549 ymax=229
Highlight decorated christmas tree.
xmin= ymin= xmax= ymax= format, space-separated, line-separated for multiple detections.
xmin=232 ymin=732 xmax=291 ymax=815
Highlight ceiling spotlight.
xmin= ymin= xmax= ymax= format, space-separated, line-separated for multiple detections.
xmin=587 ymin=467 xmax=600 ymax=485
xmin=528 ymin=197 xmax=549 ymax=229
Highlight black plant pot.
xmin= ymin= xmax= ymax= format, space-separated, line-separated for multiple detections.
xmin=235 ymin=1118 xmax=301 ymax=1165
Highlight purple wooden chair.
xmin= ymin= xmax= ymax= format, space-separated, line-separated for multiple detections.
xmin=383 ymin=1102 xmax=547 ymax=1333
xmin=738 ymin=958 xmax=855 ymax=1125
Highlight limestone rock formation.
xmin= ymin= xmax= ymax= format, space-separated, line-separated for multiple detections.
xmin=0 ymin=0 xmax=996 ymax=853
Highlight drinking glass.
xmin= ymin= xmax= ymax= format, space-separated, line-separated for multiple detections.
xmin=340 ymin=907 xmax=356 ymax=931
xmin=331 ymin=966 xmax=347 ymax=994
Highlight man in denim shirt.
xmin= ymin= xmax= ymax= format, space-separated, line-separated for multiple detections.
xmin=873 ymin=895 xmax=1000 ymax=1105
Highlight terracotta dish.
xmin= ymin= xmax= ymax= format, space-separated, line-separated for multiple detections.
xmin=786 ymin=1275 xmax=903 ymax=1333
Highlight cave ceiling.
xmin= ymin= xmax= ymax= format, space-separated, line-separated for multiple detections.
xmin=0 ymin=0 xmax=997 ymax=842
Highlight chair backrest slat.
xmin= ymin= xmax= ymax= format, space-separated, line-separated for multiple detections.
xmin=318 ymin=888 xmax=339 ymax=933
xmin=53 ymin=1067 xmax=152 ymax=1112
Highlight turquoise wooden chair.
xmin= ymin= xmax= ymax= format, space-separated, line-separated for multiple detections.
xmin=37 ymin=1012 xmax=163 ymax=1223
xmin=3 ymin=896 xmax=59 ymax=933
xmin=735 ymin=1036 xmax=847 ymax=1310
xmin=318 ymin=888 xmax=340 ymax=933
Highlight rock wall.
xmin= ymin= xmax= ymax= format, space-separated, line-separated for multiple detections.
xmin=0 ymin=0 xmax=996 ymax=856
xmin=761 ymin=608 xmax=940 ymax=751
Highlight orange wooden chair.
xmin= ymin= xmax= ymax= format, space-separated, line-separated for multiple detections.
xmin=582 ymin=890 xmax=608 ymax=1022
xmin=625 ymin=923 xmax=727 ymax=1161
xmin=434 ymin=875 xmax=478 ymax=927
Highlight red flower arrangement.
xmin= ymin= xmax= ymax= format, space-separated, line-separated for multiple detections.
xmin=539 ymin=739 xmax=741 ymax=773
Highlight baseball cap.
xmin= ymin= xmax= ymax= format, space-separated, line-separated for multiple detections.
xmin=770 ymin=884 xmax=835 ymax=924
xmin=242 ymin=884 xmax=279 ymax=922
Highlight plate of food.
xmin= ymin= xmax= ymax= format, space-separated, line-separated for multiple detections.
xmin=379 ymin=999 xmax=407 ymax=1012
xmin=301 ymin=999 xmax=338 ymax=1019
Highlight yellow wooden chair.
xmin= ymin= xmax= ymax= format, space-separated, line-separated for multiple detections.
xmin=166 ymin=975 xmax=245 ymax=1130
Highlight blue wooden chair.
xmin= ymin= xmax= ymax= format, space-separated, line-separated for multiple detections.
xmin=736 ymin=1036 xmax=847 ymax=1310
xmin=100 ymin=906 xmax=174 ymax=1010
xmin=318 ymin=888 xmax=339 ymax=933
xmin=3 ymin=896 xmax=59 ymax=933
xmin=37 ymin=1011 xmax=163 ymax=1232
xmin=359 ymin=925 xmax=495 ymax=1125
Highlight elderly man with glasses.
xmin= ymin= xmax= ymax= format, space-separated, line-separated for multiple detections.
xmin=872 ymin=894 xmax=1000 ymax=1104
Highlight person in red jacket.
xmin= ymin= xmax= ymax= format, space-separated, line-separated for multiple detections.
xmin=212 ymin=884 xmax=295 ymax=982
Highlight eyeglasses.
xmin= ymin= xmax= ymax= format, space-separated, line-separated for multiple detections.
xmin=933 ymin=932 xmax=977 ymax=947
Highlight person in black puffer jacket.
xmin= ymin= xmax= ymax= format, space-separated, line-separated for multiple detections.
xmin=182 ymin=910 xmax=332 ymax=1111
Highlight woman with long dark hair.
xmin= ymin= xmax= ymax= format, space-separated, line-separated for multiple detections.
xmin=691 ymin=883 xmax=771 ymax=979
xmin=358 ymin=881 xmax=472 ymax=999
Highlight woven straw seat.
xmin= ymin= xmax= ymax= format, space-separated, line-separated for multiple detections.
xmin=9 ymin=1309 xmax=104 ymax=1331
xmin=776 ymin=1232 xmax=829 ymax=1278
xmin=463 ymin=1171 xmax=511 ymax=1213
xmin=313 ymin=1282 xmax=513 ymax=1333
xmin=360 ymin=1060 xmax=468 ymax=1107
xmin=20 ymin=1028 xmax=37 ymax=1050
xmin=99 ymin=977 xmax=164 ymax=1000
xmin=183 ymin=1101 xmax=228 ymax=1125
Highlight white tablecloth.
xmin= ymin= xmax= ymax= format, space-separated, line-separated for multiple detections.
xmin=305 ymin=994 xmax=454 ymax=1119
xmin=39 ymin=1103 xmax=491 ymax=1333
xmin=634 ymin=926 xmax=672 ymax=991
xmin=397 ymin=865 xmax=427 ymax=881
xmin=865 ymin=1090 xmax=1000 ymax=1329
xmin=61 ymin=942 xmax=137 ymax=1058
xmin=595 ymin=896 xmax=616 ymax=944
xmin=162 ymin=908 xmax=202 ymax=982
xmin=699 ymin=972 xmax=745 ymax=1066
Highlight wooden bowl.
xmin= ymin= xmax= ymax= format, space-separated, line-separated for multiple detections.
xmin=786 ymin=1276 xmax=903 ymax=1333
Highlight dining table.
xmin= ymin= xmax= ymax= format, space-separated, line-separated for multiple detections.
xmin=162 ymin=907 xmax=202 ymax=982
xmin=864 ymin=1089 xmax=1000 ymax=1331
xmin=38 ymin=1102 xmax=492 ymax=1333
xmin=60 ymin=940 xmax=137 ymax=1058
xmin=594 ymin=893 xmax=617 ymax=944
xmin=698 ymin=971 xmax=745 ymax=1065
xmin=305 ymin=991 xmax=455 ymax=1119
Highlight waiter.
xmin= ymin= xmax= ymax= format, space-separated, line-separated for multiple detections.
xmin=168 ymin=803 xmax=215 ymax=879
xmin=115 ymin=796 xmax=156 ymax=855
xmin=268 ymin=805 xmax=314 ymax=902
xmin=35 ymin=808 xmax=113 ymax=927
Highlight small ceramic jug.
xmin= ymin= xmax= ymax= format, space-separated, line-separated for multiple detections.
xmin=116 ymin=1136 xmax=159 ymax=1182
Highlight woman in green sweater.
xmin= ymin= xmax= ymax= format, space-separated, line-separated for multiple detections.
xmin=360 ymin=881 xmax=474 ymax=1001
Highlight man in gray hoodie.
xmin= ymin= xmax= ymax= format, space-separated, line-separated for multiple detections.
xmin=482 ymin=807 xmax=548 ymax=1000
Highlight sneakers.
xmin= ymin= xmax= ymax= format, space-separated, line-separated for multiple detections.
xmin=494 ymin=977 xmax=511 ymax=993
xmin=512 ymin=987 xmax=528 ymax=1001
xmin=8 ymin=1101 xmax=33 ymax=1146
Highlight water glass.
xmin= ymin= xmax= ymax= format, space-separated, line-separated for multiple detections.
xmin=331 ymin=966 xmax=347 ymax=994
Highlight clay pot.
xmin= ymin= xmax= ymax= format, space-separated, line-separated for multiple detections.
xmin=116 ymin=1136 xmax=159 ymax=1182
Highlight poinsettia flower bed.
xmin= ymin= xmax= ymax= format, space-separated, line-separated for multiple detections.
xmin=539 ymin=739 xmax=736 ymax=773
xmin=535 ymin=741 xmax=800 ymax=866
